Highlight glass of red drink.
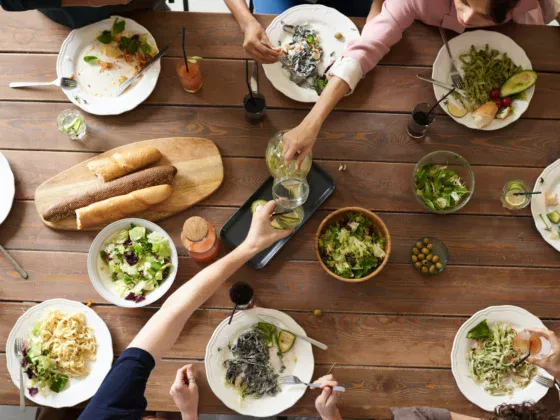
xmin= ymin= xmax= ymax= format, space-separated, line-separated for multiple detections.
xmin=176 ymin=61 xmax=203 ymax=93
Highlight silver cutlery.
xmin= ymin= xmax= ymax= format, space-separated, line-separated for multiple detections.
xmin=9 ymin=77 xmax=77 ymax=89
xmin=14 ymin=337 xmax=25 ymax=411
xmin=255 ymin=316 xmax=327 ymax=350
xmin=416 ymin=74 xmax=468 ymax=98
xmin=0 ymin=244 xmax=28 ymax=279
xmin=438 ymin=27 xmax=463 ymax=89
xmin=279 ymin=375 xmax=346 ymax=392
xmin=118 ymin=45 xmax=169 ymax=96
xmin=535 ymin=375 xmax=555 ymax=388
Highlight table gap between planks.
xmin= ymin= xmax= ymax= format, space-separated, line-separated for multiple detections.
xmin=0 ymin=9 xmax=559 ymax=419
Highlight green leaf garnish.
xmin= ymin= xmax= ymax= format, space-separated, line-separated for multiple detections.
xmin=83 ymin=56 xmax=98 ymax=64
xmin=140 ymin=44 xmax=151 ymax=55
xmin=111 ymin=19 xmax=125 ymax=36
xmin=97 ymin=30 xmax=113 ymax=44
xmin=467 ymin=320 xmax=491 ymax=340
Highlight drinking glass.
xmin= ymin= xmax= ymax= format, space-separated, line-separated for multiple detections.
xmin=243 ymin=92 xmax=266 ymax=121
xmin=501 ymin=180 xmax=531 ymax=210
xmin=513 ymin=330 xmax=552 ymax=359
xmin=176 ymin=62 xmax=203 ymax=93
xmin=407 ymin=103 xmax=436 ymax=139
xmin=272 ymin=178 xmax=309 ymax=209
xmin=57 ymin=109 xmax=86 ymax=140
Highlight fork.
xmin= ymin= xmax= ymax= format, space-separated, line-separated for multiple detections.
xmin=279 ymin=375 xmax=346 ymax=392
xmin=9 ymin=77 xmax=77 ymax=89
xmin=438 ymin=27 xmax=463 ymax=89
xmin=535 ymin=375 xmax=554 ymax=388
xmin=14 ymin=337 xmax=25 ymax=411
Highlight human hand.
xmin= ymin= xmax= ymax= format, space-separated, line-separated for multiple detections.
xmin=527 ymin=328 xmax=560 ymax=380
xmin=282 ymin=123 xmax=319 ymax=169
xmin=241 ymin=201 xmax=294 ymax=254
xmin=313 ymin=374 xmax=343 ymax=420
xmin=169 ymin=364 xmax=199 ymax=420
xmin=243 ymin=20 xmax=281 ymax=64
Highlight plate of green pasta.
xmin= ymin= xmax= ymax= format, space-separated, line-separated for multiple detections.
xmin=432 ymin=30 xmax=536 ymax=131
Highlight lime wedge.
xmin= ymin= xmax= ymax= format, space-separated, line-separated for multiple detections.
xmin=447 ymin=102 xmax=467 ymax=118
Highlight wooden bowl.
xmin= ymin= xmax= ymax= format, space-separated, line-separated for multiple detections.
xmin=315 ymin=207 xmax=391 ymax=283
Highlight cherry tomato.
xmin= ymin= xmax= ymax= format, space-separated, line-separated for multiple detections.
xmin=502 ymin=97 xmax=512 ymax=108
xmin=490 ymin=88 xmax=500 ymax=100
xmin=494 ymin=99 xmax=503 ymax=109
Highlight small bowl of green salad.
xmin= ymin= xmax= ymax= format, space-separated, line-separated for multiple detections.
xmin=413 ymin=151 xmax=475 ymax=214
xmin=87 ymin=218 xmax=178 ymax=307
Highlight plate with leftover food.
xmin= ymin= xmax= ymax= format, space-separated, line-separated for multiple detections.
xmin=205 ymin=307 xmax=314 ymax=417
xmin=264 ymin=4 xmax=360 ymax=102
xmin=432 ymin=30 xmax=536 ymax=130
xmin=451 ymin=305 xmax=552 ymax=411
xmin=6 ymin=299 xmax=113 ymax=408
xmin=57 ymin=16 xmax=160 ymax=115
xmin=530 ymin=159 xmax=560 ymax=251
xmin=0 ymin=152 xmax=15 ymax=225
xmin=88 ymin=218 xmax=178 ymax=307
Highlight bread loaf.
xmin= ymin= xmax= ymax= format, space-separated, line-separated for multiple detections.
xmin=472 ymin=101 xmax=498 ymax=128
xmin=76 ymin=184 xmax=173 ymax=230
xmin=43 ymin=165 xmax=177 ymax=222
xmin=87 ymin=146 xmax=162 ymax=182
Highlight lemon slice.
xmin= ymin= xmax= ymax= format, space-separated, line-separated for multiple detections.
xmin=447 ymin=102 xmax=468 ymax=118
xmin=504 ymin=190 xmax=526 ymax=207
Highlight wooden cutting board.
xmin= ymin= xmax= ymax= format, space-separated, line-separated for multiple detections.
xmin=35 ymin=137 xmax=224 ymax=230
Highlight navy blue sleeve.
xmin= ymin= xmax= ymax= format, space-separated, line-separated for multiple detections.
xmin=79 ymin=347 xmax=156 ymax=420
xmin=1 ymin=0 xmax=61 ymax=11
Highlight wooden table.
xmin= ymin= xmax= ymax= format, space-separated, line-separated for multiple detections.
xmin=0 ymin=9 xmax=560 ymax=418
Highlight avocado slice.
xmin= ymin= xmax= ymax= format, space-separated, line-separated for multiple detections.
xmin=270 ymin=218 xmax=283 ymax=230
xmin=547 ymin=210 xmax=560 ymax=224
xmin=277 ymin=330 xmax=296 ymax=353
xmin=500 ymin=70 xmax=538 ymax=98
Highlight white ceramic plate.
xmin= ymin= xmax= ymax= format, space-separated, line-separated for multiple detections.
xmin=205 ymin=308 xmax=314 ymax=417
xmin=263 ymin=4 xmax=360 ymax=103
xmin=87 ymin=218 xmax=178 ymax=308
xmin=57 ymin=16 xmax=160 ymax=115
xmin=6 ymin=299 xmax=113 ymax=408
xmin=432 ymin=30 xmax=534 ymax=130
xmin=451 ymin=305 xmax=552 ymax=412
xmin=531 ymin=159 xmax=560 ymax=252
xmin=0 ymin=152 xmax=15 ymax=225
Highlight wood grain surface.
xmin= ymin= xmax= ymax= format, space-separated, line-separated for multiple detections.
xmin=1 ymin=9 xmax=560 ymax=418
xmin=34 ymin=137 xmax=224 ymax=230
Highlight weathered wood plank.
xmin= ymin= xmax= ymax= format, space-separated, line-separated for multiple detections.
xmin=0 ymin=102 xmax=558 ymax=168
xmin=1 ymin=10 xmax=559 ymax=72
xmin=2 ymin=203 xmax=557 ymax=267
xmin=1 ymin=151 xmax=544 ymax=215
xmin=2 ymin=250 xmax=560 ymax=317
xmin=1 ymin=55 xmax=560 ymax=118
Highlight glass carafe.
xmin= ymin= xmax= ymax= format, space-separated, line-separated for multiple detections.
xmin=265 ymin=130 xmax=312 ymax=209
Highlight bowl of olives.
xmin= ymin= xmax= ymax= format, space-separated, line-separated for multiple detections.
xmin=411 ymin=237 xmax=448 ymax=275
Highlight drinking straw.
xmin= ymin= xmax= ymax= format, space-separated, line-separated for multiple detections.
xmin=182 ymin=27 xmax=189 ymax=72
xmin=228 ymin=304 xmax=237 ymax=325
xmin=428 ymin=88 xmax=456 ymax=117
xmin=513 ymin=191 xmax=542 ymax=196
xmin=245 ymin=60 xmax=254 ymax=101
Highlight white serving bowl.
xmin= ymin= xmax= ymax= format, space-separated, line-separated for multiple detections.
xmin=87 ymin=218 xmax=178 ymax=308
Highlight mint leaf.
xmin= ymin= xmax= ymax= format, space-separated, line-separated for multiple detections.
xmin=111 ymin=19 xmax=125 ymax=36
xmin=83 ymin=56 xmax=98 ymax=64
xmin=97 ymin=30 xmax=112 ymax=44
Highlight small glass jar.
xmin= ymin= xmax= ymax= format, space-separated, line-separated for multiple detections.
xmin=57 ymin=109 xmax=86 ymax=140
xmin=501 ymin=180 xmax=530 ymax=210
xmin=181 ymin=216 xmax=219 ymax=263
xmin=176 ymin=62 xmax=203 ymax=93
xmin=407 ymin=103 xmax=435 ymax=139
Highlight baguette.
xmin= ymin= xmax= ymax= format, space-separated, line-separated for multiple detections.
xmin=472 ymin=101 xmax=498 ymax=128
xmin=76 ymin=184 xmax=173 ymax=230
xmin=43 ymin=165 xmax=177 ymax=222
xmin=87 ymin=146 xmax=162 ymax=182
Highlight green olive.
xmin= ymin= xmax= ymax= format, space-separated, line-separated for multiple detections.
xmin=424 ymin=238 xmax=430 ymax=244
xmin=411 ymin=255 xmax=418 ymax=263
xmin=429 ymin=265 xmax=436 ymax=274
xmin=421 ymin=266 xmax=429 ymax=273
xmin=421 ymin=248 xmax=429 ymax=255
xmin=426 ymin=254 xmax=433 ymax=261
xmin=418 ymin=254 xmax=425 ymax=260
xmin=436 ymin=262 xmax=443 ymax=270
xmin=416 ymin=242 xmax=423 ymax=249
xmin=415 ymin=262 xmax=422 ymax=269
xmin=314 ymin=309 xmax=323 ymax=317
xmin=427 ymin=243 xmax=433 ymax=250
xmin=432 ymin=255 xmax=440 ymax=263
xmin=412 ymin=247 xmax=420 ymax=255
xmin=422 ymin=259 xmax=429 ymax=266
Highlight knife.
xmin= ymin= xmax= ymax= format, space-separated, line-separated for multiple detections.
xmin=416 ymin=74 xmax=468 ymax=98
xmin=118 ymin=45 xmax=169 ymax=96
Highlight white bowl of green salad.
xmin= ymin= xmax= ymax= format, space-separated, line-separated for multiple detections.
xmin=87 ymin=218 xmax=178 ymax=307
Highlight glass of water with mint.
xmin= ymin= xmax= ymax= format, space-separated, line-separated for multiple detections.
xmin=57 ymin=109 xmax=86 ymax=140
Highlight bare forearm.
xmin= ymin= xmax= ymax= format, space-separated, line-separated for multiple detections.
xmin=129 ymin=243 xmax=255 ymax=360
xmin=300 ymin=76 xmax=349 ymax=132
xmin=225 ymin=0 xmax=257 ymax=32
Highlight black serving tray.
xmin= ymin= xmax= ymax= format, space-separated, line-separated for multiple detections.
xmin=220 ymin=163 xmax=335 ymax=269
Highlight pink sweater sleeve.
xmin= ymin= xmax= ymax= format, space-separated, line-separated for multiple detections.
xmin=344 ymin=0 xmax=418 ymax=75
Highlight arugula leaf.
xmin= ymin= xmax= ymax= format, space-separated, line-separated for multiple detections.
xmin=83 ymin=56 xmax=98 ymax=64
xmin=97 ymin=30 xmax=113 ymax=44
xmin=467 ymin=319 xmax=491 ymax=340
xmin=111 ymin=19 xmax=125 ymax=36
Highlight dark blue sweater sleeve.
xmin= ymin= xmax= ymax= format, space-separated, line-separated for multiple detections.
xmin=78 ymin=347 xmax=156 ymax=420
xmin=1 ymin=0 xmax=61 ymax=11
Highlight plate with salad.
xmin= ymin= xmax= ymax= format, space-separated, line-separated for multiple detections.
xmin=451 ymin=305 xmax=552 ymax=411
xmin=432 ymin=30 xmax=536 ymax=130
xmin=531 ymin=159 xmax=560 ymax=252
xmin=264 ymin=4 xmax=359 ymax=102
xmin=205 ymin=307 xmax=314 ymax=417
xmin=87 ymin=218 xmax=178 ymax=307
xmin=57 ymin=16 xmax=160 ymax=115
xmin=6 ymin=299 xmax=113 ymax=408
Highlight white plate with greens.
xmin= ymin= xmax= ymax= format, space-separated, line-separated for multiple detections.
xmin=531 ymin=159 xmax=560 ymax=251
xmin=263 ymin=4 xmax=359 ymax=103
xmin=6 ymin=299 xmax=113 ymax=408
xmin=451 ymin=305 xmax=552 ymax=411
xmin=0 ymin=152 xmax=15 ymax=225
xmin=57 ymin=16 xmax=160 ymax=115
xmin=205 ymin=307 xmax=314 ymax=417
xmin=432 ymin=30 xmax=534 ymax=130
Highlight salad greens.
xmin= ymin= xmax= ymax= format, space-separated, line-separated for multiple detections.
xmin=467 ymin=321 xmax=537 ymax=396
xmin=100 ymin=224 xmax=173 ymax=303
xmin=414 ymin=163 xmax=470 ymax=211
xmin=21 ymin=322 xmax=68 ymax=396
xmin=318 ymin=212 xmax=386 ymax=279
xmin=467 ymin=320 xmax=491 ymax=340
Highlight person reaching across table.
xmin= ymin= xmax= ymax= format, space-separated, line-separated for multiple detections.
xmin=77 ymin=200 xmax=293 ymax=420
xmin=279 ymin=0 xmax=552 ymax=168
xmin=0 ymin=0 xmax=168 ymax=29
